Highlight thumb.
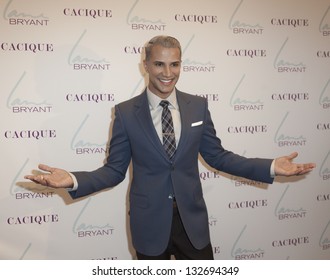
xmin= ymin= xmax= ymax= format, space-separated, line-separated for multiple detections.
xmin=38 ymin=164 xmax=55 ymax=173
xmin=287 ymin=152 xmax=298 ymax=161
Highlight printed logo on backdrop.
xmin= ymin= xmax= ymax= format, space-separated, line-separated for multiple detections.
xmin=6 ymin=71 xmax=52 ymax=113
xmin=319 ymin=220 xmax=330 ymax=250
xmin=272 ymin=236 xmax=309 ymax=250
xmin=10 ymin=158 xmax=55 ymax=200
xmin=274 ymin=37 xmax=306 ymax=73
xmin=209 ymin=215 xmax=218 ymax=227
xmin=318 ymin=150 xmax=330 ymax=181
xmin=71 ymin=114 xmax=107 ymax=155
xmin=226 ymin=49 xmax=266 ymax=59
xmin=319 ymin=5 xmax=330 ymax=36
xmin=182 ymin=36 xmax=216 ymax=73
xmin=227 ymin=124 xmax=267 ymax=135
xmin=182 ymin=58 xmax=216 ymax=73
xmin=202 ymin=215 xmax=221 ymax=256
xmin=3 ymin=0 xmax=49 ymax=26
xmin=229 ymin=0 xmax=264 ymax=35
xmin=209 ymin=215 xmax=220 ymax=255
xmin=271 ymin=92 xmax=309 ymax=103
xmin=7 ymin=213 xmax=59 ymax=226
xmin=124 ymin=45 xmax=144 ymax=55
xmin=4 ymin=129 xmax=56 ymax=140
xmin=199 ymin=170 xmax=221 ymax=181
xmin=1 ymin=42 xmax=53 ymax=53
xmin=174 ymin=14 xmax=218 ymax=25
xmin=229 ymin=75 xmax=264 ymax=111
xmin=63 ymin=7 xmax=112 ymax=19
xmin=73 ymin=197 xmax=114 ymax=238
xmin=195 ymin=92 xmax=220 ymax=102
xmin=231 ymin=225 xmax=265 ymax=260
xmin=274 ymin=112 xmax=307 ymax=147
xmin=19 ymin=243 xmax=32 ymax=260
xmin=68 ymin=30 xmax=110 ymax=70
xmin=229 ymin=199 xmax=268 ymax=211
xmin=66 ymin=93 xmax=115 ymax=103
xmin=274 ymin=185 xmax=307 ymax=221
xmin=127 ymin=0 xmax=166 ymax=31
xmin=271 ymin=18 xmax=309 ymax=28
xmin=319 ymin=78 xmax=330 ymax=109
xmin=317 ymin=50 xmax=330 ymax=59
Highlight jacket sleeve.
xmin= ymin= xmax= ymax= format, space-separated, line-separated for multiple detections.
xmin=199 ymin=103 xmax=274 ymax=184
xmin=69 ymin=105 xmax=132 ymax=199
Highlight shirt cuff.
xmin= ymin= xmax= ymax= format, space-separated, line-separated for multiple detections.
xmin=67 ymin=172 xmax=78 ymax=191
xmin=270 ymin=159 xmax=276 ymax=178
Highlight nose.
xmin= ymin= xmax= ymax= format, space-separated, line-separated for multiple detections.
xmin=163 ymin=65 xmax=171 ymax=77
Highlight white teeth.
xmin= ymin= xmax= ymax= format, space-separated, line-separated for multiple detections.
xmin=160 ymin=79 xmax=171 ymax=83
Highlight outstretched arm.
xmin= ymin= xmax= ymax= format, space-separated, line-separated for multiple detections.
xmin=274 ymin=152 xmax=316 ymax=176
xmin=24 ymin=164 xmax=74 ymax=188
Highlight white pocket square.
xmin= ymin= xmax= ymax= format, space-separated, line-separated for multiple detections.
xmin=191 ymin=121 xmax=203 ymax=127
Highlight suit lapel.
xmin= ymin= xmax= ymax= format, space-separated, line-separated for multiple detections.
xmin=175 ymin=90 xmax=192 ymax=159
xmin=133 ymin=91 xmax=169 ymax=160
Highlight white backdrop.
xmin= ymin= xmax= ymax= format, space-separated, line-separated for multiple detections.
xmin=1 ymin=0 xmax=329 ymax=260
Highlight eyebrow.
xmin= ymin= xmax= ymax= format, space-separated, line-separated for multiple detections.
xmin=153 ymin=60 xmax=181 ymax=64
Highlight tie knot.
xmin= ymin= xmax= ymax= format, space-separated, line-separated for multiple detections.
xmin=160 ymin=100 xmax=170 ymax=108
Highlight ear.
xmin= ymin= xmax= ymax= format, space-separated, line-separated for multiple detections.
xmin=143 ymin=60 xmax=149 ymax=73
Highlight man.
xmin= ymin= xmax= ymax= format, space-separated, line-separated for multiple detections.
xmin=25 ymin=35 xmax=316 ymax=260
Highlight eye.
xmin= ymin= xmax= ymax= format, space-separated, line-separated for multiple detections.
xmin=154 ymin=62 xmax=163 ymax=67
xmin=171 ymin=62 xmax=181 ymax=67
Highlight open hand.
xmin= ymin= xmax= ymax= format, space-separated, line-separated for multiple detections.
xmin=24 ymin=164 xmax=74 ymax=188
xmin=274 ymin=152 xmax=316 ymax=176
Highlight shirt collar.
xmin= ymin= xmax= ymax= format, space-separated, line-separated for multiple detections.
xmin=146 ymin=87 xmax=178 ymax=110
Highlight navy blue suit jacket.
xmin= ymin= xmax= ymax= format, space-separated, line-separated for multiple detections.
xmin=70 ymin=89 xmax=274 ymax=256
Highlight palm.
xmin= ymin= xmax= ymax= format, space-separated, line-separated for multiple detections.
xmin=274 ymin=152 xmax=316 ymax=176
xmin=25 ymin=164 xmax=73 ymax=188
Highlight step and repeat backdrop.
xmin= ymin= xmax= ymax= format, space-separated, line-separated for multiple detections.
xmin=1 ymin=0 xmax=329 ymax=260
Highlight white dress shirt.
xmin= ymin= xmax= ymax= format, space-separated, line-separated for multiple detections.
xmin=146 ymin=87 xmax=181 ymax=146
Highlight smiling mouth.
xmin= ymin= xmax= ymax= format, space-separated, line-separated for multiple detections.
xmin=160 ymin=79 xmax=173 ymax=85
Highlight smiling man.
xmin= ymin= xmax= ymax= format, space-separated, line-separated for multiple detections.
xmin=25 ymin=35 xmax=316 ymax=260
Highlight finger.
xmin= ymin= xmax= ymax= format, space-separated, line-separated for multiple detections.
xmin=296 ymin=164 xmax=315 ymax=175
xmin=287 ymin=152 xmax=298 ymax=161
xmin=38 ymin=164 xmax=55 ymax=173
xmin=24 ymin=175 xmax=35 ymax=180
xmin=24 ymin=174 xmax=44 ymax=185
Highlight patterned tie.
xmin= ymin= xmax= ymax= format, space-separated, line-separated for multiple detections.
xmin=159 ymin=100 xmax=176 ymax=159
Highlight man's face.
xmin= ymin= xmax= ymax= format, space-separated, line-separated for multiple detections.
xmin=144 ymin=45 xmax=181 ymax=99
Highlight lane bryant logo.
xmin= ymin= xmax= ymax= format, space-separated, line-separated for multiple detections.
xmin=319 ymin=79 xmax=330 ymax=109
xmin=319 ymin=220 xmax=330 ymax=250
xmin=231 ymin=225 xmax=265 ymax=260
xmin=3 ymin=0 xmax=49 ymax=26
xmin=319 ymin=150 xmax=330 ymax=181
xmin=229 ymin=0 xmax=264 ymax=35
xmin=72 ymin=197 xmax=114 ymax=238
xmin=273 ymin=37 xmax=306 ymax=73
xmin=319 ymin=5 xmax=330 ymax=36
xmin=126 ymin=0 xmax=166 ymax=31
xmin=274 ymin=112 xmax=307 ymax=147
xmin=68 ymin=30 xmax=110 ymax=70
xmin=7 ymin=71 xmax=53 ymax=114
